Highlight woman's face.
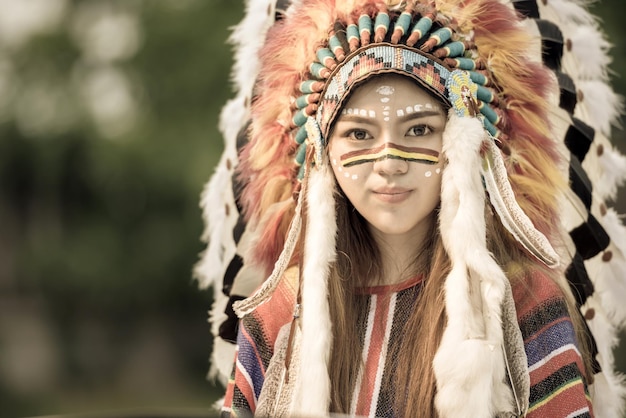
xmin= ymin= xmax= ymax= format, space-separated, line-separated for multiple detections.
xmin=328 ymin=74 xmax=446 ymax=241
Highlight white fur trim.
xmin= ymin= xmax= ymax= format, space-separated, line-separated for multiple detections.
xmin=434 ymin=113 xmax=515 ymax=417
xmin=293 ymin=162 xmax=337 ymax=416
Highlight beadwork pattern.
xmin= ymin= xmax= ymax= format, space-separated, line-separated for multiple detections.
xmin=289 ymin=8 xmax=503 ymax=177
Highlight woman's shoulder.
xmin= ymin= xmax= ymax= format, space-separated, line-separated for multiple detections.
xmin=509 ymin=265 xmax=569 ymax=321
xmin=241 ymin=266 xmax=299 ymax=345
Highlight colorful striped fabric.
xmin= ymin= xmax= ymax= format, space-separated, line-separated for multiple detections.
xmin=513 ymin=271 xmax=594 ymax=418
xmin=221 ymin=269 xmax=593 ymax=417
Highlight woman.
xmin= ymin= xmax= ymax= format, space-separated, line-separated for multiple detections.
xmin=214 ymin=0 xmax=624 ymax=416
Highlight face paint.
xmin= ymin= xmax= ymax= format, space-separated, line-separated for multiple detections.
xmin=328 ymin=74 xmax=446 ymax=239
xmin=342 ymin=108 xmax=377 ymax=118
xmin=331 ymin=157 xmax=359 ymax=181
xmin=339 ymin=142 xmax=439 ymax=167
xmin=397 ymin=103 xmax=439 ymax=118
xmin=377 ymin=85 xmax=394 ymax=121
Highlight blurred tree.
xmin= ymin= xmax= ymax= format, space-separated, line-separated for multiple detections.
xmin=0 ymin=0 xmax=241 ymax=416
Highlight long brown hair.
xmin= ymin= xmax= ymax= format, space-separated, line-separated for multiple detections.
xmin=326 ymin=191 xmax=593 ymax=416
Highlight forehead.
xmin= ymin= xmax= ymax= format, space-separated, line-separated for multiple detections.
xmin=342 ymin=74 xmax=442 ymax=109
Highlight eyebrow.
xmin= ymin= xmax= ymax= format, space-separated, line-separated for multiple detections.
xmin=335 ymin=115 xmax=376 ymax=124
xmin=336 ymin=109 xmax=444 ymax=124
xmin=396 ymin=109 xmax=445 ymax=123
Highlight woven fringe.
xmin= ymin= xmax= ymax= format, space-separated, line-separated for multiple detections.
xmin=233 ymin=195 xmax=303 ymax=317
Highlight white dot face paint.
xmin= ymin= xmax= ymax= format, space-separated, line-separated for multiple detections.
xmin=425 ymin=171 xmax=432 ymax=178
xmin=342 ymin=108 xmax=377 ymax=118
xmin=376 ymin=85 xmax=395 ymax=96
xmin=331 ymin=153 xmax=358 ymax=181
xmin=383 ymin=105 xmax=391 ymax=122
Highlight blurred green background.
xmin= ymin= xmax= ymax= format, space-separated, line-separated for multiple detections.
xmin=0 ymin=1 xmax=624 ymax=417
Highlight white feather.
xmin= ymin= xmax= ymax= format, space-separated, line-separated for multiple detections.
xmin=575 ymin=80 xmax=623 ymax=137
xmin=588 ymin=245 xmax=626 ymax=327
xmin=229 ymin=0 xmax=279 ymax=97
xmin=195 ymin=98 xmax=246 ymax=289
xmin=602 ymin=208 xmax=626 ymax=255
xmin=585 ymin=207 xmax=626 ymax=326
xmin=583 ymin=295 xmax=626 ymax=418
xmin=598 ymin=144 xmax=626 ymax=200
xmin=590 ymin=371 xmax=626 ymax=418
xmin=208 ymin=336 xmax=237 ymax=388
xmin=569 ymin=25 xmax=613 ymax=81
xmin=197 ymin=0 xmax=282 ymax=386
xmin=197 ymin=0 xmax=281 ymax=290
xmin=539 ymin=0 xmax=597 ymax=27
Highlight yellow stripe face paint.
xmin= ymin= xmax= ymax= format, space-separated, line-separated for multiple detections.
xmin=339 ymin=142 xmax=439 ymax=167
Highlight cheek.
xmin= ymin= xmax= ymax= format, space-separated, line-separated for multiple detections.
xmin=411 ymin=158 xmax=443 ymax=179
xmin=422 ymin=166 xmax=442 ymax=178
xmin=329 ymin=152 xmax=364 ymax=182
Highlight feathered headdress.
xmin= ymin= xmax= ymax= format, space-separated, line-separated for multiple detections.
xmin=196 ymin=0 xmax=626 ymax=416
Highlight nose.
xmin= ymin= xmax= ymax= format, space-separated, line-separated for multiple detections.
xmin=372 ymin=148 xmax=409 ymax=176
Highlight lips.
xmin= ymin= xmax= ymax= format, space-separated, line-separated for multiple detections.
xmin=372 ymin=187 xmax=412 ymax=203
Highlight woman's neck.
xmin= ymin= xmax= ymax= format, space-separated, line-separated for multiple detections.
xmin=369 ymin=216 xmax=434 ymax=285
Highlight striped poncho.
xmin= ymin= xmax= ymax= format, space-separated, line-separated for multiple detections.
xmin=221 ymin=268 xmax=593 ymax=417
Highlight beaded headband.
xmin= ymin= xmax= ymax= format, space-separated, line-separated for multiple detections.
xmin=289 ymin=7 xmax=503 ymax=174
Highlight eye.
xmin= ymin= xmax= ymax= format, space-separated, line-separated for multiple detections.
xmin=406 ymin=124 xmax=433 ymax=137
xmin=347 ymin=129 xmax=372 ymax=141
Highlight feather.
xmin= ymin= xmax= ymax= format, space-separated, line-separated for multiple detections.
xmin=197 ymin=0 xmax=286 ymax=386
xmin=575 ymin=80 xmax=623 ymax=137
xmin=603 ymin=208 xmax=626 ymax=255
xmin=590 ymin=370 xmax=626 ymax=418
xmin=569 ymin=24 xmax=613 ymax=81
xmin=597 ymin=142 xmax=626 ymax=200
xmin=481 ymin=138 xmax=560 ymax=267
xmin=583 ymin=295 xmax=626 ymax=418
xmin=588 ymin=208 xmax=626 ymax=326
xmin=230 ymin=0 xmax=282 ymax=97
xmin=539 ymin=0 xmax=597 ymax=27
xmin=194 ymin=97 xmax=246 ymax=289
